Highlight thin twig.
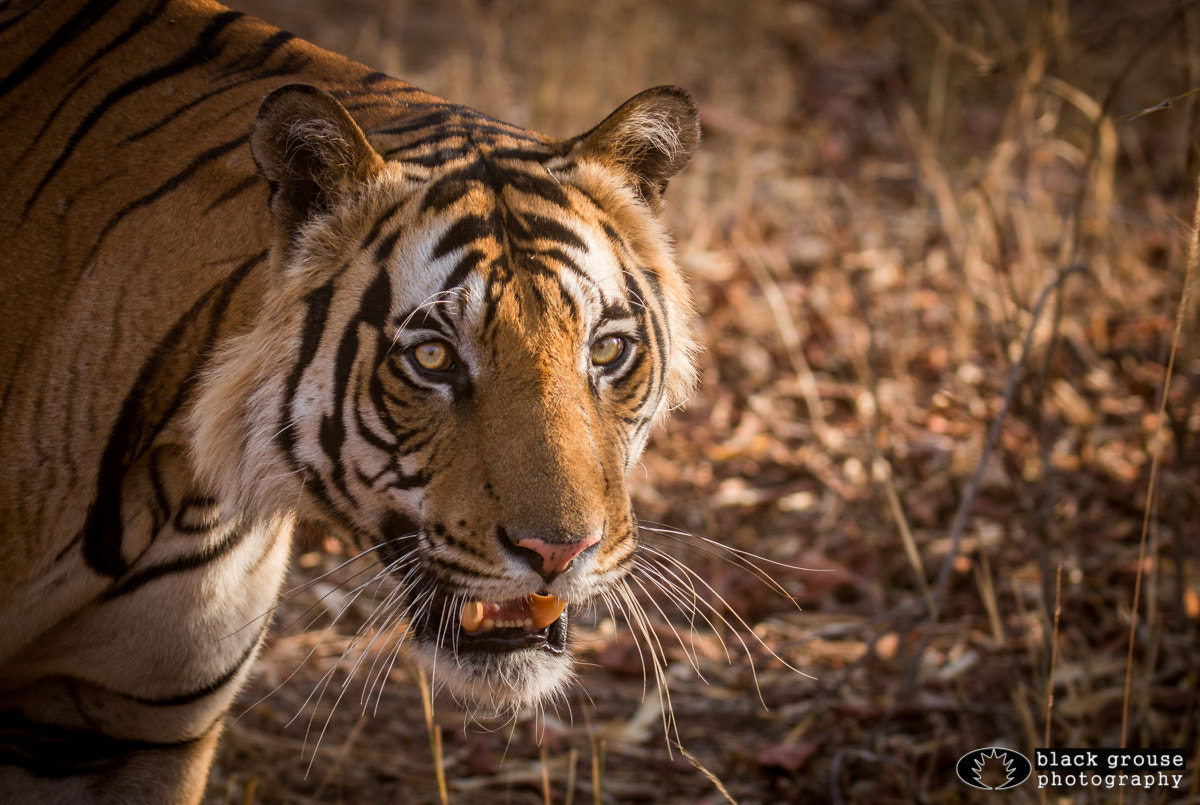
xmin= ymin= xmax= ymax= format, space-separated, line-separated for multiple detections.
xmin=848 ymin=274 xmax=936 ymax=617
xmin=590 ymin=732 xmax=604 ymax=805
xmin=418 ymin=668 xmax=450 ymax=805
xmin=1120 ymin=173 xmax=1200 ymax=754
xmin=540 ymin=744 xmax=552 ymax=805
xmin=679 ymin=745 xmax=738 ymax=805
xmin=1124 ymin=85 xmax=1200 ymax=122
xmin=900 ymin=263 xmax=1086 ymax=696
xmin=732 ymin=226 xmax=840 ymax=452
xmin=903 ymin=0 xmax=996 ymax=74
xmin=931 ymin=265 xmax=1086 ymax=611
xmin=1039 ymin=563 xmax=1062 ymax=805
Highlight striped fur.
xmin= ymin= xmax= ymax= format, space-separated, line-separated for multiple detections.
xmin=0 ymin=0 xmax=699 ymax=801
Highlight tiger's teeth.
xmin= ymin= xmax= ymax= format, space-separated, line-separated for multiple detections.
xmin=460 ymin=601 xmax=485 ymax=633
xmin=528 ymin=593 xmax=566 ymax=630
xmin=459 ymin=594 xmax=565 ymax=634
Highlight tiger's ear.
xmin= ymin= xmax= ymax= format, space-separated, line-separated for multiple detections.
xmin=570 ymin=86 xmax=700 ymax=212
xmin=251 ymin=84 xmax=385 ymax=242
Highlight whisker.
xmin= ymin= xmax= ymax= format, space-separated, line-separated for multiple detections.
xmin=649 ymin=527 xmax=820 ymax=574
xmin=638 ymin=521 xmax=811 ymax=605
xmin=614 ymin=580 xmax=678 ymax=747
xmin=625 ymin=572 xmax=706 ymax=680
xmin=391 ymin=288 xmax=466 ymax=349
xmin=628 ymin=557 xmax=732 ymax=671
xmin=637 ymin=547 xmax=813 ymax=690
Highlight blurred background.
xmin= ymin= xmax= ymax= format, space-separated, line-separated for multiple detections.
xmin=208 ymin=1 xmax=1200 ymax=802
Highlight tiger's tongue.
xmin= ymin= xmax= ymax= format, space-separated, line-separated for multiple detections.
xmin=460 ymin=593 xmax=565 ymax=634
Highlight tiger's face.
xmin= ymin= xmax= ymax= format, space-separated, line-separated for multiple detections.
xmin=192 ymin=85 xmax=699 ymax=711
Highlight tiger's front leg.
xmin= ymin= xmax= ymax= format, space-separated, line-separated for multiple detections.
xmin=0 ymin=446 xmax=293 ymax=804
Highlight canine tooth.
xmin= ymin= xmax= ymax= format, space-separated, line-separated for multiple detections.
xmin=461 ymin=601 xmax=485 ymax=633
xmin=528 ymin=593 xmax=566 ymax=630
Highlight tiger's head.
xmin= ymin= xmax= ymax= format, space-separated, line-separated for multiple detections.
xmin=190 ymin=84 xmax=699 ymax=712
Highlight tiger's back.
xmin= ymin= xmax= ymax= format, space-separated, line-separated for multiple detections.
xmin=0 ymin=0 xmax=424 ymax=588
xmin=0 ymin=0 xmax=698 ymax=802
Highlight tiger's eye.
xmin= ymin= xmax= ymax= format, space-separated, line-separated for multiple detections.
xmin=590 ymin=335 xmax=625 ymax=367
xmin=413 ymin=341 xmax=453 ymax=372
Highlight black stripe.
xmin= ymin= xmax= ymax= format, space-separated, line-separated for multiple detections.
xmin=601 ymin=300 xmax=635 ymax=320
xmin=121 ymin=29 xmax=300 ymax=143
xmin=99 ymin=527 xmax=247 ymax=601
xmin=361 ymin=199 xmax=406 ymax=254
xmin=0 ymin=2 xmax=36 ymax=36
xmin=524 ymin=213 xmax=588 ymax=250
xmin=501 ymin=168 xmax=569 ymax=207
xmin=146 ymin=448 xmax=173 ymax=534
xmin=83 ymin=135 xmax=250 ymax=267
xmin=278 ymin=282 xmax=334 ymax=467
xmin=439 ymin=249 xmax=487 ymax=296
xmin=23 ymin=10 xmax=244 ymax=216
xmin=480 ymin=266 xmax=513 ymax=336
xmin=124 ymin=85 xmax=253 ymax=144
xmin=12 ymin=0 xmax=172 ymax=166
xmin=125 ymin=626 xmax=266 ymax=707
xmin=490 ymin=144 xmax=569 ymax=163
xmin=217 ymin=28 xmax=296 ymax=77
xmin=0 ymin=0 xmax=120 ymax=101
xmin=353 ymin=461 xmax=429 ymax=493
xmin=633 ymin=263 xmax=674 ymax=401
xmin=0 ymin=709 xmax=215 ymax=779
xmin=321 ymin=270 xmax=392 ymax=500
xmin=372 ymin=106 xmax=486 ymax=138
xmin=371 ymin=228 xmax=403 ymax=266
xmin=394 ymin=145 xmax=474 ymax=169
xmin=419 ymin=168 xmax=480 ymax=213
xmin=173 ymin=496 xmax=221 ymax=533
xmin=432 ymin=214 xmax=495 ymax=260
xmin=81 ymin=252 xmax=264 ymax=578
xmin=205 ymin=174 xmax=261 ymax=213
xmin=423 ymin=553 xmax=504 ymax=578
xmin=300 ymin=472 xmax=359 ymax=535
xmin=620 ymin=264 xmax=665 ymax=393
xmin=0 ymin=339 xmax=32 ymax=427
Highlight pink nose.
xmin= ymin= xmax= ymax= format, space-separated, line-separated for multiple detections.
xmin=514 ymin=532 xmax=602 ymax=576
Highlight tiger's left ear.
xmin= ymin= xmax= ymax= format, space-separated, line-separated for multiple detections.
xmin=251 ymin=84 xmax=385 ymax=245
xmin=570 ymin=86 xmax=700 ymax=212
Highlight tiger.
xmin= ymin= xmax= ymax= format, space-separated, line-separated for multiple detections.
xmin=0 ymin=0 xmax=700 ymax=801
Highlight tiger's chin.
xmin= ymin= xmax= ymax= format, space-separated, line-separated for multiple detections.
xmin=409 ymin=599 xmax=577 ymax=715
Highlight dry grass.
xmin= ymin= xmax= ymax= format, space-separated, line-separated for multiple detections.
xmin=207 ymin=1 xmax=1200 ymax=803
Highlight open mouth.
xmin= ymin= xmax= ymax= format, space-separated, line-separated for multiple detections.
xmin=454 ymin=593 xmax=568 ymax=654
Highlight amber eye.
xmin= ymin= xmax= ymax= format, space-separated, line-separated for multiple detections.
xmin=412 ymin=341 xmax=454 ymax=372
xmin=590 ymin=335 xmax=626 ymax=367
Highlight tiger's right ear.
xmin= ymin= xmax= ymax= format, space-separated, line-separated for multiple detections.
xmin=251 ymin=84 xmax=384 ymax=242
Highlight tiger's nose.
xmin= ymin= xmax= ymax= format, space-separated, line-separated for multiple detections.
xmin=511 ymin=531 xmax=601 ymax=579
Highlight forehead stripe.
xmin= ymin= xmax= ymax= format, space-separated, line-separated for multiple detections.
xmin=431 ymin=214 xmax=496 ymax=260
xmin=503 ymin=212 xmax=587 ymax=252
xmin=438 ymin=249 xmax=487 ymax=297
xmin=361 ymin=199 xmax=406 ymax=254
xmin=499 ymin=169 xmax=569 ymax=207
